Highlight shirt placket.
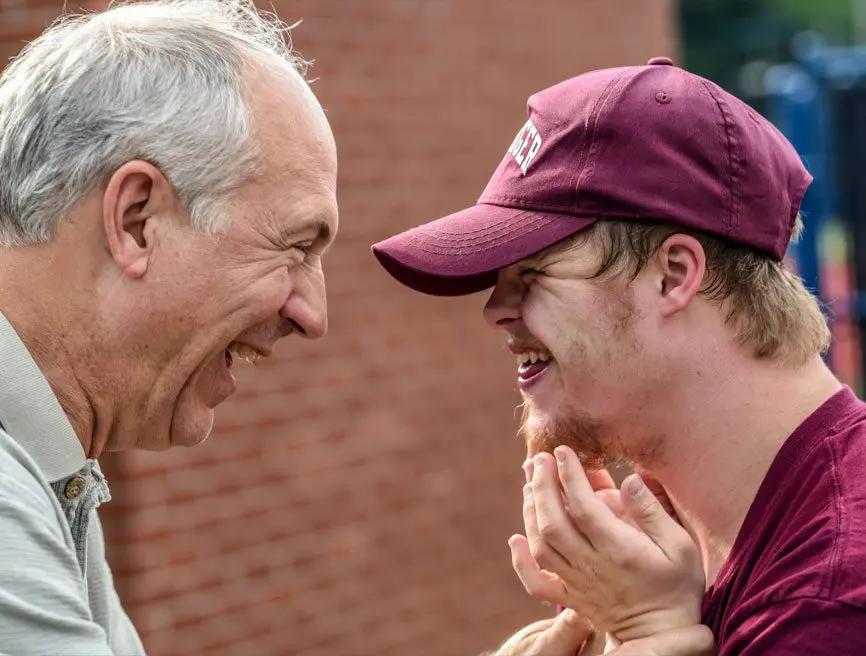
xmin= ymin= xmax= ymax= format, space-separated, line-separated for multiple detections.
xmin=50 ymin=460 xmax=112 ymax=582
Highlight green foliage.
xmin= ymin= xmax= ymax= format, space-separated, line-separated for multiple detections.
xmin=766 ymin=0 xmax=853 ymax=34
xmin=681 ymin=0 xmax=853 ymax=92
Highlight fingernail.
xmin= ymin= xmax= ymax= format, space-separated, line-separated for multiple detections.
xmin=534 ymin=454 xmax=544 ymax=469
xmin=625 ymin=474 xmax=645 ymax=498
xmin=554 ymin=447 xmax=566 ymax=464
xmin=523 ymin=483 xmax=533 ymax=498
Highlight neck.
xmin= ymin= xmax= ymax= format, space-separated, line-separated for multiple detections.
xmin=0 ymin=246 xmax=111 ymax=459
xmin=639 ymin=355 xmax=841 ymax=587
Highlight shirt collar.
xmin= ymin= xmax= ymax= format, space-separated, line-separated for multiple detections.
xmin=0 ymin=312 xmax=86 ymax=482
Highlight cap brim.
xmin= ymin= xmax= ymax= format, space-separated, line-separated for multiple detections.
xmin=372 ymin=203 xmax=596 ymax=296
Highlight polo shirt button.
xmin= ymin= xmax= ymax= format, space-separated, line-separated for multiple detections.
xmin=64 ymin=477 xmax=86 ymax=499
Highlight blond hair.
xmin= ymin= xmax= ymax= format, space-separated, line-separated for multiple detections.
xmin=568 ymin=216 xmax=831 ymax=365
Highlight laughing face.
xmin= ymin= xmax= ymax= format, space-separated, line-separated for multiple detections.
xmin=483 ymin=232 xmax=655 ymax=468
xmin=158 ymin=70 xmax=338 ymax=449
xmin=91 ymin=65 xmax=338 ymax=451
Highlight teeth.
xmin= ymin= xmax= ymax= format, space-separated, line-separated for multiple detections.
xmin=230 ymin=343 xmax=262 ymax=366
xmin=515 ymin=350 xmax=552 ymax=368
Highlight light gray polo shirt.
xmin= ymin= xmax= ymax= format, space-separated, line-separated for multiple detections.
xmin=0 ymin=312 xmax=145 ymax=655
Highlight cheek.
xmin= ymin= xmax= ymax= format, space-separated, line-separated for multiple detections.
xmin=549 ymin=314 xmax=624 ymax=381
xmin=244 ymin=271 xmax=293 ymax=319
xmin=264 ymin=280 xmax=291 ymax=313
xmin=535 ymin=305 xmax=594 ymax=364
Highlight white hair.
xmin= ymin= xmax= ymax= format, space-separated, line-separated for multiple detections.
xmin=0 ymin=0 xmax=308 ymax=245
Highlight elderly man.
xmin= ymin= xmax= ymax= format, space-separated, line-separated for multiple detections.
xmin=374 ymin=57 xmax=866 ymax=653
xmin=0 ymin=0 xmax=338 ymax=652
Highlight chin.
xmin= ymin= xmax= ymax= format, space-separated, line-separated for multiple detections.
xmin=519 ymin=401 xmax=611 ymax=468
xmin=169 ymin=408 xmax=215 ymax=448
xmin=518 ymin=404 xmax=555 ymax=452
xmin=520 ymin=402 xmax=562 ymax=435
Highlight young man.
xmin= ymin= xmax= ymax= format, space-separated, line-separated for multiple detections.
xmin=373 ymin=56 xmax=866 ymax=653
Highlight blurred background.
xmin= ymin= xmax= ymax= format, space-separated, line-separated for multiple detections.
xmin=0 ymin=0 xmax=863 ymax=654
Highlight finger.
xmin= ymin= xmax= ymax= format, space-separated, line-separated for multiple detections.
xmin=585 ymin=467 xmax=616 ymax=491
xmin=594 ymin=488 xmax=626 ymax=519
xmin=509 ymin=534 xmax=569 ymax=606
xmin=523 ymin=458 xmax=534 ymax=483
xmin=532 ymin=453 xmax=594 ymax=559
xmin=524 ymin=479 xmax=574 ymax=570
xmin=620 ymin=474 xmax=689 ymax=557
xmin=634 ymin=466 xmax=678 ymax=519
xmin=546 ymin=608 xmax=594 ymax=654
xmin=608 ymin=624 xmax=715 ymax=656
xmin=552 ymin=447 xmax=621 ymax=549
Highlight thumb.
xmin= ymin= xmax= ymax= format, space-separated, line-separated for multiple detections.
xmin=621 ymin=473 xmax=682 ymax=550
xmin=545 ymin=608 xmax=593 ymax=654
xmin=634 ymin=467 xmax=679 ymax=520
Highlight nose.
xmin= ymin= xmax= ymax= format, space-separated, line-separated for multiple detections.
xmin=280 ymin=268 xmax=328 ymax=339
xmin=483 ymin=269 xmax=522 ymax=330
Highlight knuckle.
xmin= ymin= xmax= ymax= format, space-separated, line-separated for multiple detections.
xmin=523 ymin=579 xmax=546 ymax=599
xmin=529 ymin=539 xmax=554 ymax=568
xmin=608 ymin=547 xmax=635 ymax=570
xmin=538 ymin=520 xmax=563 ymax=543
xmin=528 ymin=536 xmax=545 ymax=559
xmin=635 ymin=495 xmax=659 ymax=517
xmin=566 ymin=501 xmax=594 ymax=526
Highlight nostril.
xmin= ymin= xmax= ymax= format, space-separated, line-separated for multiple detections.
xmin=278 ymin=316 xmax=306 ymax=338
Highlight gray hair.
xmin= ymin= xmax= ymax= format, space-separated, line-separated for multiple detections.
xmin=0 ymin=0 xmax=308 ymax=246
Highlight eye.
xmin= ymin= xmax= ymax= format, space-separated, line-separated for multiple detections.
xmin=517 ymin=266 xmax=542 ymax=279
xmin=292 ymin=242 xmax=314 ymax=259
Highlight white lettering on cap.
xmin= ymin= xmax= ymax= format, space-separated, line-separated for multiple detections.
xmin=506 ymin=119 xmax=543 ymax=175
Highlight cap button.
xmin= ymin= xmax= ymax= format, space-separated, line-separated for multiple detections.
xmin=647 ymin=56 xmax=674 ymax=66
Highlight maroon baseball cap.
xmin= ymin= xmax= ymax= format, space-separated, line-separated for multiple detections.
xmin=371 ymin=57 xmax=813 ymax=296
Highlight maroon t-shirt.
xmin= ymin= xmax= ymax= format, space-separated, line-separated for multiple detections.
xmin=702 ymin=386 xmax=866 ymax=654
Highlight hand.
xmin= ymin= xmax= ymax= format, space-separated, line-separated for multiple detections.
xmin=491 ymin=611 xmax=714 ymax=656
xmin=511 ymin=447 xmax=705 ymax=643
xmin=491 ymin=608 xmax=592 ymax=656
xmin=607 ymin=624 xmax=715 ymax=655
xmin=523 ymin=459 xmax=678 ymax=529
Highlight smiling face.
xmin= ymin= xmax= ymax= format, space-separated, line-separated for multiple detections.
xmin=483 ymin=231 xmax=662 ymax=468
xmin=89 ymin=63 xmax=338 ymax=451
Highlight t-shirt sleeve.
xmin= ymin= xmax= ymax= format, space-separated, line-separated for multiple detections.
xmin=721 ymin=596 xmax=866 ymax=656
xmin=0 ymin=459 xmax=114 ymax=655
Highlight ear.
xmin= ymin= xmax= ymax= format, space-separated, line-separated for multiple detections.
xmin=102 ymin=160 xmax=176 ymax=279
xmin=655 ymin=234 xmax=706 ymax=317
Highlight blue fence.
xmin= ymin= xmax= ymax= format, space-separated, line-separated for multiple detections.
xmin=764 ymin=32 xmax=866 ymax=391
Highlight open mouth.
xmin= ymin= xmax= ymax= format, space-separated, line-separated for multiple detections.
xmin=224 ymin=342 xmax=266 ymax=368
xmin=516 ymin=349 xmax=553 ymax=382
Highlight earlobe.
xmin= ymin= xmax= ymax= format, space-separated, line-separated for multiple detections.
xmin=658 ymin=235 xmax=706 ymax=317
xmin=102 ymin=161 xmax=169 ymax=279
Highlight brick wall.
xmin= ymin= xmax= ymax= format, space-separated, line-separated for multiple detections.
xmin=0 ymin=1 xmax=676 ymax=654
